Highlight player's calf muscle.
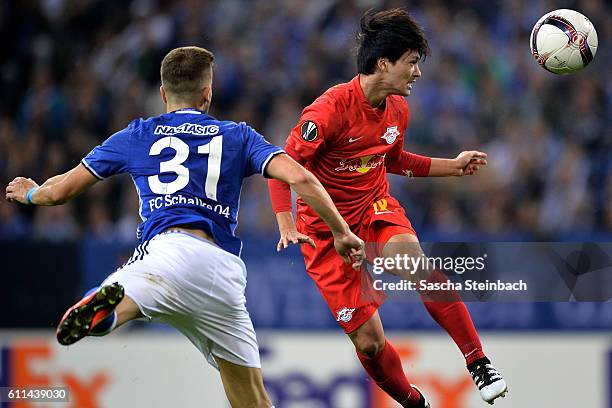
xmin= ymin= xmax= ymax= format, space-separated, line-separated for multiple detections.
xmin=348 ymin=313 xmax=385 ymax=357
xmin=114 ymin=296 xmax=143 ymax=327
xmin=217 ymin=359 xmax=272 ymax=408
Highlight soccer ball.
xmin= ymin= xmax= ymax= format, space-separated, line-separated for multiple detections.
xmin=530 ymin=9 xmax=598 ymax=74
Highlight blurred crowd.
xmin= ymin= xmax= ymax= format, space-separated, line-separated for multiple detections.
xmin=0 ymin=0 xmax=610 ymax=243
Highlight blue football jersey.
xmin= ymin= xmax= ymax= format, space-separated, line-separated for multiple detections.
xmin=81 ymin=108 xmax=284 ymax=256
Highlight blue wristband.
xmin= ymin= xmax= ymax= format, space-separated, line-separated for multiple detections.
xmin=26 ymin=187 xmax=38 ymax=204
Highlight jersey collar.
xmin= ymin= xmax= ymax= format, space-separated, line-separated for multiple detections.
xmin=173 ymin=108 xmax=206 ymax=114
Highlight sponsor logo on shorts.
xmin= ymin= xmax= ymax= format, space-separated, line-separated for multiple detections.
xmin=300 ymin=121 xmax=318 ymax=142
xmin=336 ymin=307 xmax=356 ymax=323
xmin=381 ymin=126 xmax=400 ymax=144
xmin=334 ymin=154 xmax=385 ymax=174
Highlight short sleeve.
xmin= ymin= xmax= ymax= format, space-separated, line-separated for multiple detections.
xmin=81 ymin=126 xmax=131 ymax=179
xmin=285 ymin=94 xmax=341 ymax=163
xmin=243 ymin=124 xmax=284 ymax=178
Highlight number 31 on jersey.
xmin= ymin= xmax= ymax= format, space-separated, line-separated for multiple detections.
xmin=147 ymin=136 xmax=223 ymax=200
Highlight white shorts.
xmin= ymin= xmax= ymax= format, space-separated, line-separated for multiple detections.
xmin=102 ymin=230 xmax=260 ymax=369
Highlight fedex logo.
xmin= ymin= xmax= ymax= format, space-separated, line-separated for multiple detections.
xmin=260 ymin=341 xmax=474 ymax=408
xmin=0 ymin=342 xmax=109 ymax=408
xmin=260 ymin=346 xmax=370 ymax=408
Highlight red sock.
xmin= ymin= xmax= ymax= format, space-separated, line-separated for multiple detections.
xmin=357 ymin=340 xmax=421 ymax=407
xmin=420 ymin=270 xmax=485 ymax=365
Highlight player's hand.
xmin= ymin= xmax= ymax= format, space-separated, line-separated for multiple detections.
xmin=5 ymin=177 xmax=38 ymax=204
xmin=454 ymin=151 xmax=487 ymax=176
xmin=277 ymin=229 xmax=316 ymax=252
xmin=333 ymin=231 xmax=365 ymax=270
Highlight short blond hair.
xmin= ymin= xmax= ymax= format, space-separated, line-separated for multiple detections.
xmin=160 ymin=46 xmax=214 ymax=101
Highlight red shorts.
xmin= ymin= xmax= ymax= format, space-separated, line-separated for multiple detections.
xmin=297 ymin=195 xmax=416 ymax=334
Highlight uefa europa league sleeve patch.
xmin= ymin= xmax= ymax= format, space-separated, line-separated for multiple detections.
xmin=300 ymin=121 xmax=318 ymax=142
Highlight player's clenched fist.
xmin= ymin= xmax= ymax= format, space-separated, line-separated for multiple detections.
xmin=5 ymin=177 xmax=38 ymax=204
xmin=454 ymin=150 xmax=487 ymax=176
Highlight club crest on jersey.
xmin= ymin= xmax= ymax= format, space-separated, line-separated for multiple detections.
xmin=336 ymin=307 xmax=356 ymax=323
xmin=300 ymin=121 xmax=318 ymax=142
xmin=381 ymin=126 xmax=400 ymax=144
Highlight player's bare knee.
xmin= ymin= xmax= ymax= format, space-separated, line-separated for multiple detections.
xmin=356 ymin=336 xmax=385 ymax=358
xmin=351 ymin=327 xmax=385 ymax=357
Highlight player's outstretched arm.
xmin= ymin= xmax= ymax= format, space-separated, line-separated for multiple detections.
xmin=5 ymin=163 xmax=98 ymax=206
xmin=428 ymin=151 xmax=488 ymax=177
xmin=266 ymin=153 xmax=364 ymax=268
xmin=386 ymin=146 xmax=487 ymax=178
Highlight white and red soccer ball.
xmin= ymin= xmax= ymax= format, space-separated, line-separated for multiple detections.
xmin=530 ymin=9 xmax=598 ymax=74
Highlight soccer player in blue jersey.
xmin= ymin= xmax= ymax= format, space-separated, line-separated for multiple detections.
xmin=5 ymin=46 xmax=364 ymax=408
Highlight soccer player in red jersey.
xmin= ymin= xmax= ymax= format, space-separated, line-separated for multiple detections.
xmin=268 ymin=9 xmax=508 ymax=407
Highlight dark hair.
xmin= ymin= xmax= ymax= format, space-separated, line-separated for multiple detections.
xmin=356 ymin=8 xmax=429 ymax=75
xmin=160 ymin=46 xmax=215 ymax=100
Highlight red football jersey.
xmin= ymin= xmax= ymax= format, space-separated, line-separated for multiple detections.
xmin=285 ymin=75 xmax=412 ymax=232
